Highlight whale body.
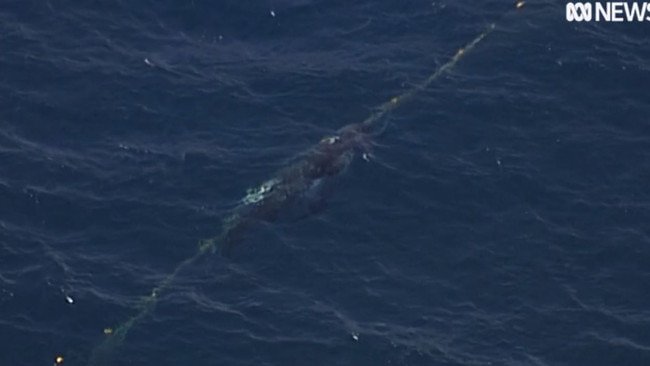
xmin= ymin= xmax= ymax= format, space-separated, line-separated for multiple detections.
xmin=218 ymin=121 xmax=375 ymax=254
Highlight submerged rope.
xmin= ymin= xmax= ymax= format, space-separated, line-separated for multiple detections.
xmin=361 ymin=1 xmax=526 ymax=130
xmin=84 ymin=2 xmax=525 ymax=365
xmin=86 ymin=212 xmax=243 ymax=365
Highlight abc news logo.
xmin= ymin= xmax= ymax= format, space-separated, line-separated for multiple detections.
xmin=566 ymin=2 xmax=650 ymax=21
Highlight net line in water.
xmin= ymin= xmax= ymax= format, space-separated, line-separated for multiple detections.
xmin=81 ymin=2 xmax=526 ymax=365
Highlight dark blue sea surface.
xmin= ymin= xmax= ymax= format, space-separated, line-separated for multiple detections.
xmin=1 ymin=0 xmax=649 ymax=365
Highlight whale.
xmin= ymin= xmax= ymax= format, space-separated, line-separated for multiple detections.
xmin=217 ymin=120 xmax=377 ymax=255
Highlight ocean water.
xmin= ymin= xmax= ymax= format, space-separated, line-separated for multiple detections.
xmin=1 ymin=0 xmax=649 ymax=365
